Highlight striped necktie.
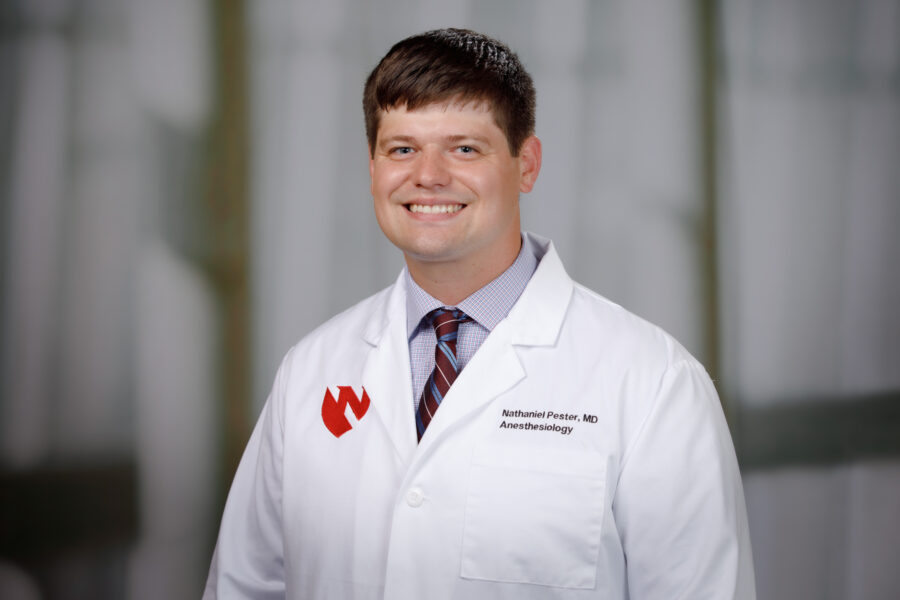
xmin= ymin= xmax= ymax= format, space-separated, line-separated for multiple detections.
xmin=416 ymin=308 xmax=472 ymax=441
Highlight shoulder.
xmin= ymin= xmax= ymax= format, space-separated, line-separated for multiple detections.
xmin=566 ymin=281 xmax=699 ymax=373
xmin=302 ymin=283 xmax=395 ymax=346
xmin=524 ymin=232 xmax=704 ymax=377
xmin=274 ymin=281 xmax=398 ymax=383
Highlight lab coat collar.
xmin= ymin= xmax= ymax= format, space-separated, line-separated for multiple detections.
xmin=506 ymin=232 xmax=573 ymax=347
xmin=362 ymin=269 xmax=405 ymax=348
xmin=360 ymin=232 xmax=573 ymax=349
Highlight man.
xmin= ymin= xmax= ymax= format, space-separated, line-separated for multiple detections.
xmin=205 ymin=28 xmax=755 ymax=599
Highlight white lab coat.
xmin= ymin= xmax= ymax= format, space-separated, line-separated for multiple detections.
xmin=204 ymin=233 xmax=755 ymax=599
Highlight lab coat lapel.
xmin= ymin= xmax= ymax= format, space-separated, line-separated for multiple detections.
xmin=418 ymin=234 xmax=574 ymax=448
xmin=360 ymin=272 xmax=418 ymax=464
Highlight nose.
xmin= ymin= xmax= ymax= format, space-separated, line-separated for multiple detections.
xmin=412 ymin=148 xmax=450 ymax=188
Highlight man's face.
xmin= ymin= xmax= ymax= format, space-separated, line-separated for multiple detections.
xmin=370 ymin=101 xmax=540 ymax=283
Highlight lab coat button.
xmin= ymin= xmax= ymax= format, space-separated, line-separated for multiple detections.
xmin=406 ymin=488 xmax=424 ymax=507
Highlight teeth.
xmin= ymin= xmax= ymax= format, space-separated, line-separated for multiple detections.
xmin=408 ymin=204 xmax=463 ymax=214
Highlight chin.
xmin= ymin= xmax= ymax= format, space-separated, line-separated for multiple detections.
xmin=401 ymin=238 xmax=465 ymax=264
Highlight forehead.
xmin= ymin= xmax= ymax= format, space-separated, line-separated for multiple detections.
xmin=376 ymin=100 xmax=501 ymax=136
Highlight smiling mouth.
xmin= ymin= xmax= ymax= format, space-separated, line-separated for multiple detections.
xmin=406 ymin=203 xmax=464 ymax=214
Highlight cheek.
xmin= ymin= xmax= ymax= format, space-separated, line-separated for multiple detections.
xmin=455 ymin=168 xmax=494 ymax=194
xmin=371 ymin=168 xmax=404 ymax=199
xmin=372 ymin=194 xmax=397 ymax=236
xmin=468 ymin=171 xmax=513 ymax=203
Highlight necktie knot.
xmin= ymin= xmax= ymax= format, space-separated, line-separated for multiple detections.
xmin=426 ymin=307 xmax=471 ymax=339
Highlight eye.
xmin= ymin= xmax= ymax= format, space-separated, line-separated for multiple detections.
xmin=389 ymin=146 xmax=414 ymax=156
xmin=456 ymin=145 xmax=477 ymax=154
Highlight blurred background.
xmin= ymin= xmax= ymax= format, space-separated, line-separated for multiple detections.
xmin=1 ymin=0 xmax=898 ymax=598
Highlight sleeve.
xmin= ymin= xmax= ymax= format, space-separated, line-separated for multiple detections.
xmin=203 ymin=358 xmax=290 ymax=599
xmin=614 ymin=359 xmax=756 ymax=599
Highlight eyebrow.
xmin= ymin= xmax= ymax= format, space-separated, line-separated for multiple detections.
xmin=378 ymin=135 xmax=416 ymax=146
xmin=378 ymin=134 xmax=492 ymax=147
xmin=445 ymin=134 xmax=491 ymax=144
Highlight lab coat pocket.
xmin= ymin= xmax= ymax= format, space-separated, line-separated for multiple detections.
xmin=460 ymin=443 xmax=606 ymax=589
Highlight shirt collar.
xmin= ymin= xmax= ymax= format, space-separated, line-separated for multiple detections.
xmin=404 ymin=234 xmax=539 ymax=338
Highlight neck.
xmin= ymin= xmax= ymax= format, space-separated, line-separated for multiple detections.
xmin=406 ymin=238 xmax=522 ymax=306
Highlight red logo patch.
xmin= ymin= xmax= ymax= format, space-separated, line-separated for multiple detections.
xmin=321 ymin=386 xmax=371 ymax=438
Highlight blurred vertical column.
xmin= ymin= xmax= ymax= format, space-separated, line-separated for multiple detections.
xmin=1 ymin=0 xmax=222 ymax=597
xmin=718 ymin=0 xmax=900 ymax=407
xmin=1 ymin=1 xmax=145 ymax=597
xmin=248 ymin=0 xmax=346 ymax=407
xmin=126 ymin=0 xmax=223 ymax=598
xmin=718 ymin=0 xmax=900 ymax=598
xmin=1 ymin=0 xmax=71 ymax=468
xmin=527 ymin=0 xmax=588 ymax=259
xmin=203 ymin=0 xmax=251 ymax=499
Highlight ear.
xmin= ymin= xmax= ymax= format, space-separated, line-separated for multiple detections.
xmin=517 ymin=135 xmax=542 ymax=193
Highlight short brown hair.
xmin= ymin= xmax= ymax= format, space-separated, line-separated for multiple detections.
xmin=363 ymin=28 xmax=536 ymax=157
